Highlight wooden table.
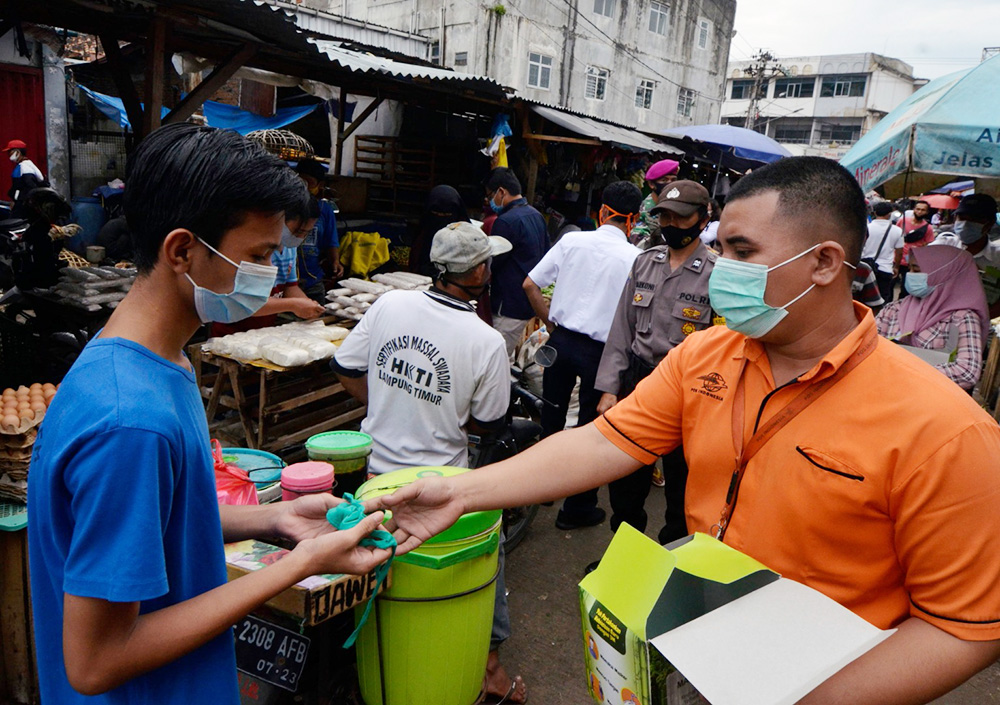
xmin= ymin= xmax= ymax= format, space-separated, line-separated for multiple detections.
xmin=0 ymin=503 xmax=37 ymax=705
xmin=189 ymin=347 xmax=366 ymax=454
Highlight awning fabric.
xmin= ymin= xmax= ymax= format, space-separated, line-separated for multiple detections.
xmin=529 ymin=104 xmax=681 ymax=154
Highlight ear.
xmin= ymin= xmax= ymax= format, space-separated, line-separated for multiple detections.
xmin=811 ymin=241 xmax=848 ymax=286
xmin=163 ymin=228 xmax=199 ymax=275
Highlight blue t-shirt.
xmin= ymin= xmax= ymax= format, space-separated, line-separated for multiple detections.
xmin=28 ymin=338 xmax=238 ymax=704
xmin=298 ymin=200 xmax=339 ymax=289
xmin=272 ymin=245 xmax=298 ymax=287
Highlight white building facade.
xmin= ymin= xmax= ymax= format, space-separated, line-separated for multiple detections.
xmin=308 ymin=0 xmax=736 ymax=133
xmin=722 ymin=53 xmax=920 ymax=159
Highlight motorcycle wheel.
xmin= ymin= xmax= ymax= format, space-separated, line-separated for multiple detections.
xmin=502 ymin=503 xmax=539 ymax=553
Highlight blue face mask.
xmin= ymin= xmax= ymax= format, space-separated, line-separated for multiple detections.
xmin=709 ymin=244 xmax=852 ymax=338
xmin=904 ymin=272 xmax=935 ymax=298
xmin=953 ymin=219 xmax=987 ymax=246
xmin=489 ymin=191 xmax=505 ymax=215
xmin=185 ymin=238 xmax=277 ymax=324
xmin=280 ymin=223 xmax=305 ymax=250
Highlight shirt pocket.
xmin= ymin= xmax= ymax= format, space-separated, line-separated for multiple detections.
xmin=631 ymin=289 xmax=654 ymax=333
xmin=668 ymin=300 xmax=711 ymax=345
xmin=794 ymin=445 xmax=866 ymax=482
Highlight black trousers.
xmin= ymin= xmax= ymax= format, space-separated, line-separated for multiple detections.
xmin=541 ymin=327 xmax=605 ymax=517
xmin=873 ymin=268 xmax=894 ymax=304
xmin=606 ymin=352 xmax=689 ymax=543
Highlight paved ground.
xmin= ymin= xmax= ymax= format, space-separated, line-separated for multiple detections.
xmin=500 ymin=487 xmax=1000 ymax=704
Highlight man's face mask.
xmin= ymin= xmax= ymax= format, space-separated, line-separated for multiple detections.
xmin=8 ymin=150 xmax=20 ymax=163
xmin=185 ymin=237 xmax=277 ymax=324
xmin=954 ymin=219 xmax=989 ymax=246
xmin=708 ymin=244 xmax=855 ymax=338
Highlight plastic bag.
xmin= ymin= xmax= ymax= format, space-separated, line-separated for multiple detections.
xmin=212 ymin=440 xmax=259 ymax=505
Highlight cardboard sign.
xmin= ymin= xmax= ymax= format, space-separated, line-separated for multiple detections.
xmin=580 ymin=528 xmax=894 ymax=705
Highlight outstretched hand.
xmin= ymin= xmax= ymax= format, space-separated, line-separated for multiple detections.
xmin=275 ymin=494 xmax=346 ymax=542
xmin=362 ymin=478 xmax=465 ymax=554
xmin=292 ymin=510 xmax=392 ymax=577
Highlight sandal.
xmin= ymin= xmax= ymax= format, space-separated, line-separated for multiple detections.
xmin=477 ymin=675 xmax=527 ymax=705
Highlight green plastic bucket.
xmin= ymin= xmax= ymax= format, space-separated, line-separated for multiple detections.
xmin=305 ymin=431 xmax=372 ymax=497
xmin=354 ymin=467 xmax=501 ymax=705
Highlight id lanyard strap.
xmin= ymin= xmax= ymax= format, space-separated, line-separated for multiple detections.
xmin=714 ymin=325 xmax=878 ymax=541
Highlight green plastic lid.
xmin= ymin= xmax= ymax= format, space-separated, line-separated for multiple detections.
xmin=305 ymin=431 xmax=373 ymax=459
xmin=356 ymin=466 xmax=501 ymax=545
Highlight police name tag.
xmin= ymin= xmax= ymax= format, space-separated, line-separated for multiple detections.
xmin=234 ymin=615 xmax=311 ymax=692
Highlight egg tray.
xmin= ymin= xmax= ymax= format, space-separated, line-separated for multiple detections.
xmin=0 ymin=446 xmax=32 ymax=462
xmin=0 ymin=428 xmax=37 ymax=449
xmin=0 ymin=410 xmax=45 ymax=437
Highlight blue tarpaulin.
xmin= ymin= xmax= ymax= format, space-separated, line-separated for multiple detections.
xmin=78 ymin=85 xmax=319 ymax=134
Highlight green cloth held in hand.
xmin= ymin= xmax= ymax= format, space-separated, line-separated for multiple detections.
xmin=326 ymin=493 xmax=396 ymax=648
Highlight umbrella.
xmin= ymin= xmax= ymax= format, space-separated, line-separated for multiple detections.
xmin=661 ymin=124 xmax=792 ymax=164
xmin=840 ymin=53 xmax=1000 ymax=192
xmin=913 ymin=194 xmax=960 ymax=210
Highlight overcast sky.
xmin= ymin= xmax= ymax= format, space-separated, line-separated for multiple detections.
xmin=729 ymin=0 xmax=1000 ymax=80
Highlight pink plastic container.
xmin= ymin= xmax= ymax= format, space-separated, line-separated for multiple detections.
xmin=281 ymin=461 xmax=335 ymax=502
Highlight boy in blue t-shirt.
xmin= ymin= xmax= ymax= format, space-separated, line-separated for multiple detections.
xmin=27 ymin=124 xmax=391 ymax=704
xmin=295 ymin=160 xmax=343 ymax=301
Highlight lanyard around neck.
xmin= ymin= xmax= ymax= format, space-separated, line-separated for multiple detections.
xmin=713 ymin=325 xmax=878 ymax=541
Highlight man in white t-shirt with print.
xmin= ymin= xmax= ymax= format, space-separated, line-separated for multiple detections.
xmin=331 ymin=221 xmax=527 ymax=704
xmin=863 ymin=202 xmax=904 ymax=303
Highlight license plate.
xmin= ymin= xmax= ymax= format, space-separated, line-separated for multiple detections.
xmin=234 ymin=615 xmax=311 ymax=692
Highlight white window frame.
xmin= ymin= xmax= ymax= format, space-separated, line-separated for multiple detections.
xmin=697 ymin=18 xmax=712 ymax=50
xmin=635 ymin=79 xmax=655 ymax=109
xmin=593 ymin=0 xmax=615 ymax=18
xmin=677 ymin=87 xmax=696 ymax=117
xmin=429 ymin=41 xmax=440 ymax=65
xmin=527 ymin=52 xmax=553 ymax=90
xmin=648 ymin=1 xmax=670 ymax=35
xmin=454 ymin=51 xmax=468 ymax=67
xmin=585 ymin=66 xmax=609 ymax=100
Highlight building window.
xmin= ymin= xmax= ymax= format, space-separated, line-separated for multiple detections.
xmin=593 ymin=0 xmax=615 ymax=17
xmin=819 ymin=123 xmax=862 ymax=143
xmin=697 ymin=18 xmax=712 ymax=50
xmin=648 ymin=1 xmax=669 ymax=35
xmin=527 ymin=52 xmax=553 ymax=90
xmin=585 ymin=66 xmax=609 ymax=100
xmin=774 ymin=77 xmax=815 ymax=98
xmin=730 ymin=79 xmax=754 ymax=100
xmin=454 ymin=51 xmax=468 ymax=67
xmin=635 ymin=79 xmax=655 ymax=109
xmin=429 ymin=41 xmax=440 ymax=65
xmin=677 ymin=87 xmax=696 ymax=116
xmin=773 ymin=119 xmax=813 ymax=144
xmin=820 ymin=75 xmax=866 ymax=98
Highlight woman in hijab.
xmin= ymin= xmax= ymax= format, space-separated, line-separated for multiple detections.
xmin=411 ymin=185 xmax=469 ymax=277
xmin=876 ymin=244 xmax=989 ymax=391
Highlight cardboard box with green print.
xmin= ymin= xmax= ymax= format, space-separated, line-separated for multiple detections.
xmin=579 ymin=527 xmax=894 ymax=705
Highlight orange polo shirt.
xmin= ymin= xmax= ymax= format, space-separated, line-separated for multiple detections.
xmin=595 ymin=302 xmax=1000 ymax=640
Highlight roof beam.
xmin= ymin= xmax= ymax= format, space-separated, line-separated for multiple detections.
xmin=98 ymin=34 xmax=145 ymax=134
xmin=163 ymin=42 xmax=258 ymax=125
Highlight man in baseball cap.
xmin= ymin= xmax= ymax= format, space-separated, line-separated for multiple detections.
xmin=5 ymin=138 xmax=47 ymax=217
xmin=631 ymin=158 xmax=682 ymax=249
xmin=937 ymin=193 xmax=1000 ymax=317
xmin=332 ymin=217 xmax=525 ymax=705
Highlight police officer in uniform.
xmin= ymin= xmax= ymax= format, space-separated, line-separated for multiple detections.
xmin=595 ymin=181 xmax=719 ymax=546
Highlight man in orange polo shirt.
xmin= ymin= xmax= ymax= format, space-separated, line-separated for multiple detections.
xmin=371 ymin=157 xmax=1000 ymax=704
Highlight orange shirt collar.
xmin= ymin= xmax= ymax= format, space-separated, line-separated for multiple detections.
xmin=737 ymin=301 xmax=877 ymax=383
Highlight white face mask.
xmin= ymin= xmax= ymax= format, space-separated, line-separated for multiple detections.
xmin=8 ymin=151 xmax=20 ymax=163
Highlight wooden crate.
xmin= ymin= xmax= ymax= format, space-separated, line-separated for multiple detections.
xmin=0 ymin=528 xmax=38 ymax=705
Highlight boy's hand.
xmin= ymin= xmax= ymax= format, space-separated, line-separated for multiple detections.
xmin=291 ymin=511 xmax=391 ymax=578
xmin=274 ymin=494 xmax=344 ymax=542
xmin=362 ymin=478 xmax=464 ymax=554
xmin=287 ymin=298 xmax=325 ymax=319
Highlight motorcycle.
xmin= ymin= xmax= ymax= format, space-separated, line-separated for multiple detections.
xmin=468 ymin=349 xmax=555 ymax=552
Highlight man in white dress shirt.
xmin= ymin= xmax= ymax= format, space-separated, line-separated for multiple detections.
xmin=522 ymin=181 xmax=642 ymax=529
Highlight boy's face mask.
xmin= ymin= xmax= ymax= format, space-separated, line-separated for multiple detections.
xmin=184 ymin=237 xmax=277 ymax=324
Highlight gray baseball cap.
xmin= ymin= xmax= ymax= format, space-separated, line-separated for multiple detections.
xmin=430 ymin=221 xmax=512 ymax=273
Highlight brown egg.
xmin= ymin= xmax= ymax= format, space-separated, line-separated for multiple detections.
xmin=18 ymin=408 xmax=34 ymax=421
xmin=30 ymin=402 xmax=46 ymax=413
xmin=15 ymin=388 xmax=29 ymax=399
xmin=43 ymin=389 xmax=56 ymax=403
xmin=29 ymin=382 xmax=41 ymax=392
xmin=1 ymin=388 xmax=14 ymax=399
xmin=2 ymin=414 xmax=19 ymax=431
xmin=16 ymin=400 xmax=29 ymax=411
xmin=42 ymin=382 xmax=56 ymax=392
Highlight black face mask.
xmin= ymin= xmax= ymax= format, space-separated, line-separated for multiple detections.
xmin=662 ymin=223 xmax=702 ymax=250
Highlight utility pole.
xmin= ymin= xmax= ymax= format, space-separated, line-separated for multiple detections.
xmin=743 ymin=50 xmax=785 ymax=132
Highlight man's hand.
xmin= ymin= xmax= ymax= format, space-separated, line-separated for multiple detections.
xmin=274 ymin=494 xmax=345 ymax=542
xmin=597 ymin=393 xmax=618 ymax=415
xmin=332 ymin=260 xmax=345 ymax=278
xmin=290 ymin=511 xmax=392 ymax=577
xmin=286 ymin=297 xmax=325 ymax=319
xmin=363 ymin=478 xmax=465 ymax=554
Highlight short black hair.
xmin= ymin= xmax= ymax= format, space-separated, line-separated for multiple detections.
xmin=601 ymin=181 xmax=643 ymax=217
xmin=124 ymin=123 xmax=308 ymax=274
xmin=484 ymin=167 xmax=522 ymax=196
xmin=727 ymin=157 xmax=867 ymax=263
xmin=872 ymin=202 xmax=894 ymax=217
xmin=306 ymin=196 xmax=322 ymax=220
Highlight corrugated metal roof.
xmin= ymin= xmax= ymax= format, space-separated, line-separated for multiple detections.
xmin=529 ymin=104 xmax=682 ymax=154
xmin=311 ymin=38 xmax=508 ymax=92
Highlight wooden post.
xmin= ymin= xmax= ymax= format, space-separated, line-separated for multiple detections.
xmin=142 ymin=16 xmax=167 ymax=137
xmin=99 ymin=34 xmax=145 ymax=134
xmin=164 ymin=43 xmax=258 ymax=125
xmin=334 ymin=86 xmax=347 ymax=176
xmin=0 ymin=531 xmax=37 ymax=704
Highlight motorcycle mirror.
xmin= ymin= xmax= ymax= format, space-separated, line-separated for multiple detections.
xmin=534 ymin=345 xmax=557 ymax=368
